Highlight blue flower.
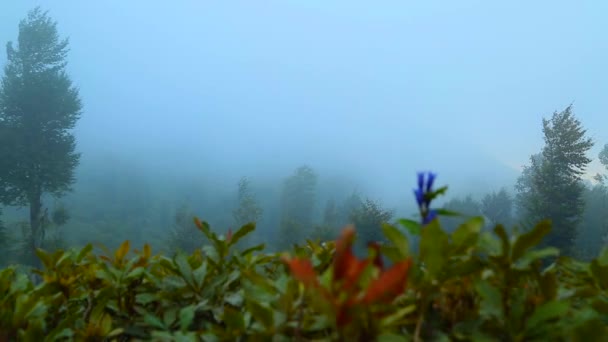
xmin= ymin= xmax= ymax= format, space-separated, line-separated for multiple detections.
xmin=414 ymin=171 xmax=438 ymax=225
xmin=422 ymin=209 xmax=437 ymax=225
xmin=426 ymin=172 xmax=436 ymax=193
xmin=414 ymin=188 xmax=424 ymax=207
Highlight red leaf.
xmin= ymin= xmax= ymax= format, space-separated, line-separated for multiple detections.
xmin=362 ymin=258 xmax=413 ymax=304
xmin=193 ymin=217 xmax=204 ymax=230
xmin=368 ymin=241 xmax=384 ymax=270
xmin=282 ymin=255 xmax=319 ymax=288
xmin=226 ymin=228 xmax=233 ymax=242
xmin=333 ymin=226 xmax=368 ymax=285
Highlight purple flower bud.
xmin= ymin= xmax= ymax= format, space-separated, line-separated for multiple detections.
xmin=417 ymin=172 xmax=425 ymax=191
xmin=414 ymin=188 xmax=424 ymax=206
xmin=422 ymin=209 xmax=437 ymax=225
xmin=426 ymin=172 xmax=436 ymax=193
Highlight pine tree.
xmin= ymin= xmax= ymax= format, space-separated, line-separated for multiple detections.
xmin=480 ymin=188 xmax=513 ymax=228
xmin=232 ymin=177 xmax=263 ymax=228
xmin=0 ymin=8 xmax=82 ymax=264
xmin=515 ymin=105 xmax=593 ymax=254
xmin=278 ymin=166 xmax=317 ymax=248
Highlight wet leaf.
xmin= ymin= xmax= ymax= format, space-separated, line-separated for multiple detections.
xmin=363 ymin=258 xmax=412 ymax=304
xmin=525 ymin=300 xmax=569 ymax=333
xmin=475 ymin=279 xmax=503 ymax=320
xmin=114 ymin=240 xmax=130 ymax=264
xmin=229 ymin=222 xmax=255 ymax=246
xmin=381 ymin=223 xmax=409 ymax=258
xmin=512 ymin=220 xmax=552 ymax=262
xmin=420 ymin=219 xmax=449 ymax=279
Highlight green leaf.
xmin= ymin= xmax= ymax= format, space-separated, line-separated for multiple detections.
xmin=380 ymin=304 xmax=416 ymax=327
xmin=179 ymin=305 xmax=196 ymax=331
xmin=136 ymin=293 xmax=157 ymax=305
xmin=591 ymin=298 xmax=608 ymax=314
xmin=512 ymin=220 xmax=552 ymax=262
xmin=247 ymin=300 xmax=274 ymax=329
xmin=241 ymin=243 xmax=265 ymax=256
xmin=229 ymin=222 xmax=256 ymax=246
xmin=35 ymin=249 xmax=52 ymax=269
xmin=144 ymin=314 xmax=166 ymax=330
xmin=538 ymin=271 xmax=558 ymax=301
xmin=525 ymin=300 xmax=569 ymax=333
xmin=174 ymin=253 xmax=195 ymax=287
xmin=381 ymin=223 xmax=409 ymax=258
xmin=398 ymin=218 xmax=421 ymax=236
xmin=597 ymin=246 xmax=608 ymax=266
xmin=192 ymin=260 xmax=208 ymax=288
xmin=435 ymin=208 xmax=462 ymax=217
xmin=475 ymin=279 xmax=503 ymax=320
xmin=514 ymin=247 xmax=559 ymax=269
xmin=55 ymin=252 xmax=72 ymax=268
xmin=125 ymin=266 xmax=145 ymax=281
xmin=224 ymin=291 xmax=244 ymax=307
xmin=377 ymin=333 xmax=411 ymax=342
xmin=590 ymin=259 xmax=608 ymax=290
xmin=420 ymin=219 xmax=449 ymax=279
xmin=223 ymin=306 xmax=246 ymax=331
xmin=451 ymin=216 xmax=483 ymax=251
xmin=193 ymin=217 xmax=213 ymax=241
xmin=114 ymin=240 xmax=130 ymax=263
xmin=493 ymin=224 xmax=511 ymax=260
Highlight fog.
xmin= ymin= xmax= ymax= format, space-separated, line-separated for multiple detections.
xmin=1 ymin=1 xmax=608 ymax=252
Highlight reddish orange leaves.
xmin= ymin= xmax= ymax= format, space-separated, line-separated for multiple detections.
xmin=281 ymin=256 xmax=319 ymax=289
xmin=363 ymin=258 xmax=413 ymax=304
xmin=226 ymin=228 xmax=233 ymax=243
xmin=283 ymin=225 xmax=413 ymax=328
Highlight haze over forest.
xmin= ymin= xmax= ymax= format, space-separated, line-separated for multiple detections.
xmin=1 ymin=1 xmax=608 ymax=258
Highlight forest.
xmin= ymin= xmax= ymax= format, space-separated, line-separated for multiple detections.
xmin=1 ymin=5 xmax=608 ymax=341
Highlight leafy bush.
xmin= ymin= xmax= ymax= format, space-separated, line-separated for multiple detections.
xmin=1 ymin=173 xmax=607 ymax=341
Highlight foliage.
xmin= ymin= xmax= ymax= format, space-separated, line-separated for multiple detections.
xmin=1 ymin=173 xmax=607 ymax=340
xmin=349 ymin=197 xmax=393 ymax=247
xmin=167 ymin=205 xmax=206 ymax=254
xmin=0 ymin=208 xmax=8 ymax=265
xmin=516 ymin=105 xmax=594 ymax=255
xmin=577 ymin=182 xmax=608 ymax=260
xmin=0 ymin=7 xmax=82 ymax=265
xmin=231 ymin=177 xmax=263 ymax=247
xmin=441 ymin=194 xmax=481 ymax=232
xmin=480 ymin=188 xmax=514 ymax=228
xmin=278 ymin=165 xmax=318 ymax=248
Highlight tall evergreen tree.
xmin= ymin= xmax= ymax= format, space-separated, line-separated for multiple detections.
xmin=349 ymin=197 xmax=393 ymax=245
xmin=480 ymin=188 xmax=514 ymax=228
xmin=442 ymin=195 xmax=482 ymax=232
xmin=515 ymin=105 xmax=593 ymax=254
xmin=233 ymin=177 xmax=263 ymax=228
xmin=0 ymin=8 xmax=82 ymax=263
xmin=278 ymin=166 xmax=317 ymax=247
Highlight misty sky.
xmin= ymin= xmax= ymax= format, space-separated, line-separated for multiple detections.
xmin=1 ymin=1 xmax=607 ymax=203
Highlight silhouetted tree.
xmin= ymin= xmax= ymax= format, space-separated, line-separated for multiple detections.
xmin=349 ymin=198 xmax=393 ymax=245
xmin=480 ymin=188 xmax=513 ymax=228
xmin=515 ymin=105 xmax=593 ymax=254
xmin=442 ymin=195 xmax=481 ymax=232
xmin=577 ymin=182 xmax=608 ymax=259
xmin=311 ymin=199 xmax=341 ymax=242
xmin=278 ymin=166 xmax=317 ymax=248
xmin=233 ymin=177 xmax=263 ymax=227
xmin=339 ymin=191 xmax=364 ymax=226
xmin=168 ymin=205 xmax=205 ymax=254
xmin=0 ymin=8 xmax=82 ymax=264
xmin=0 ymin=209 xmax=7 ymax=265
xmin=576 ymin=145 xmax=608 ymax=258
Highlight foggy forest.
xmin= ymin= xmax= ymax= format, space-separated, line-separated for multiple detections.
xmin=1 ymin=2 xmax=608 ymax=341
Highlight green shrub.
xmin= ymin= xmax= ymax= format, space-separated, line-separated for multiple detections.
xmin=1 ymin=174 xmax=607 ymax=341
